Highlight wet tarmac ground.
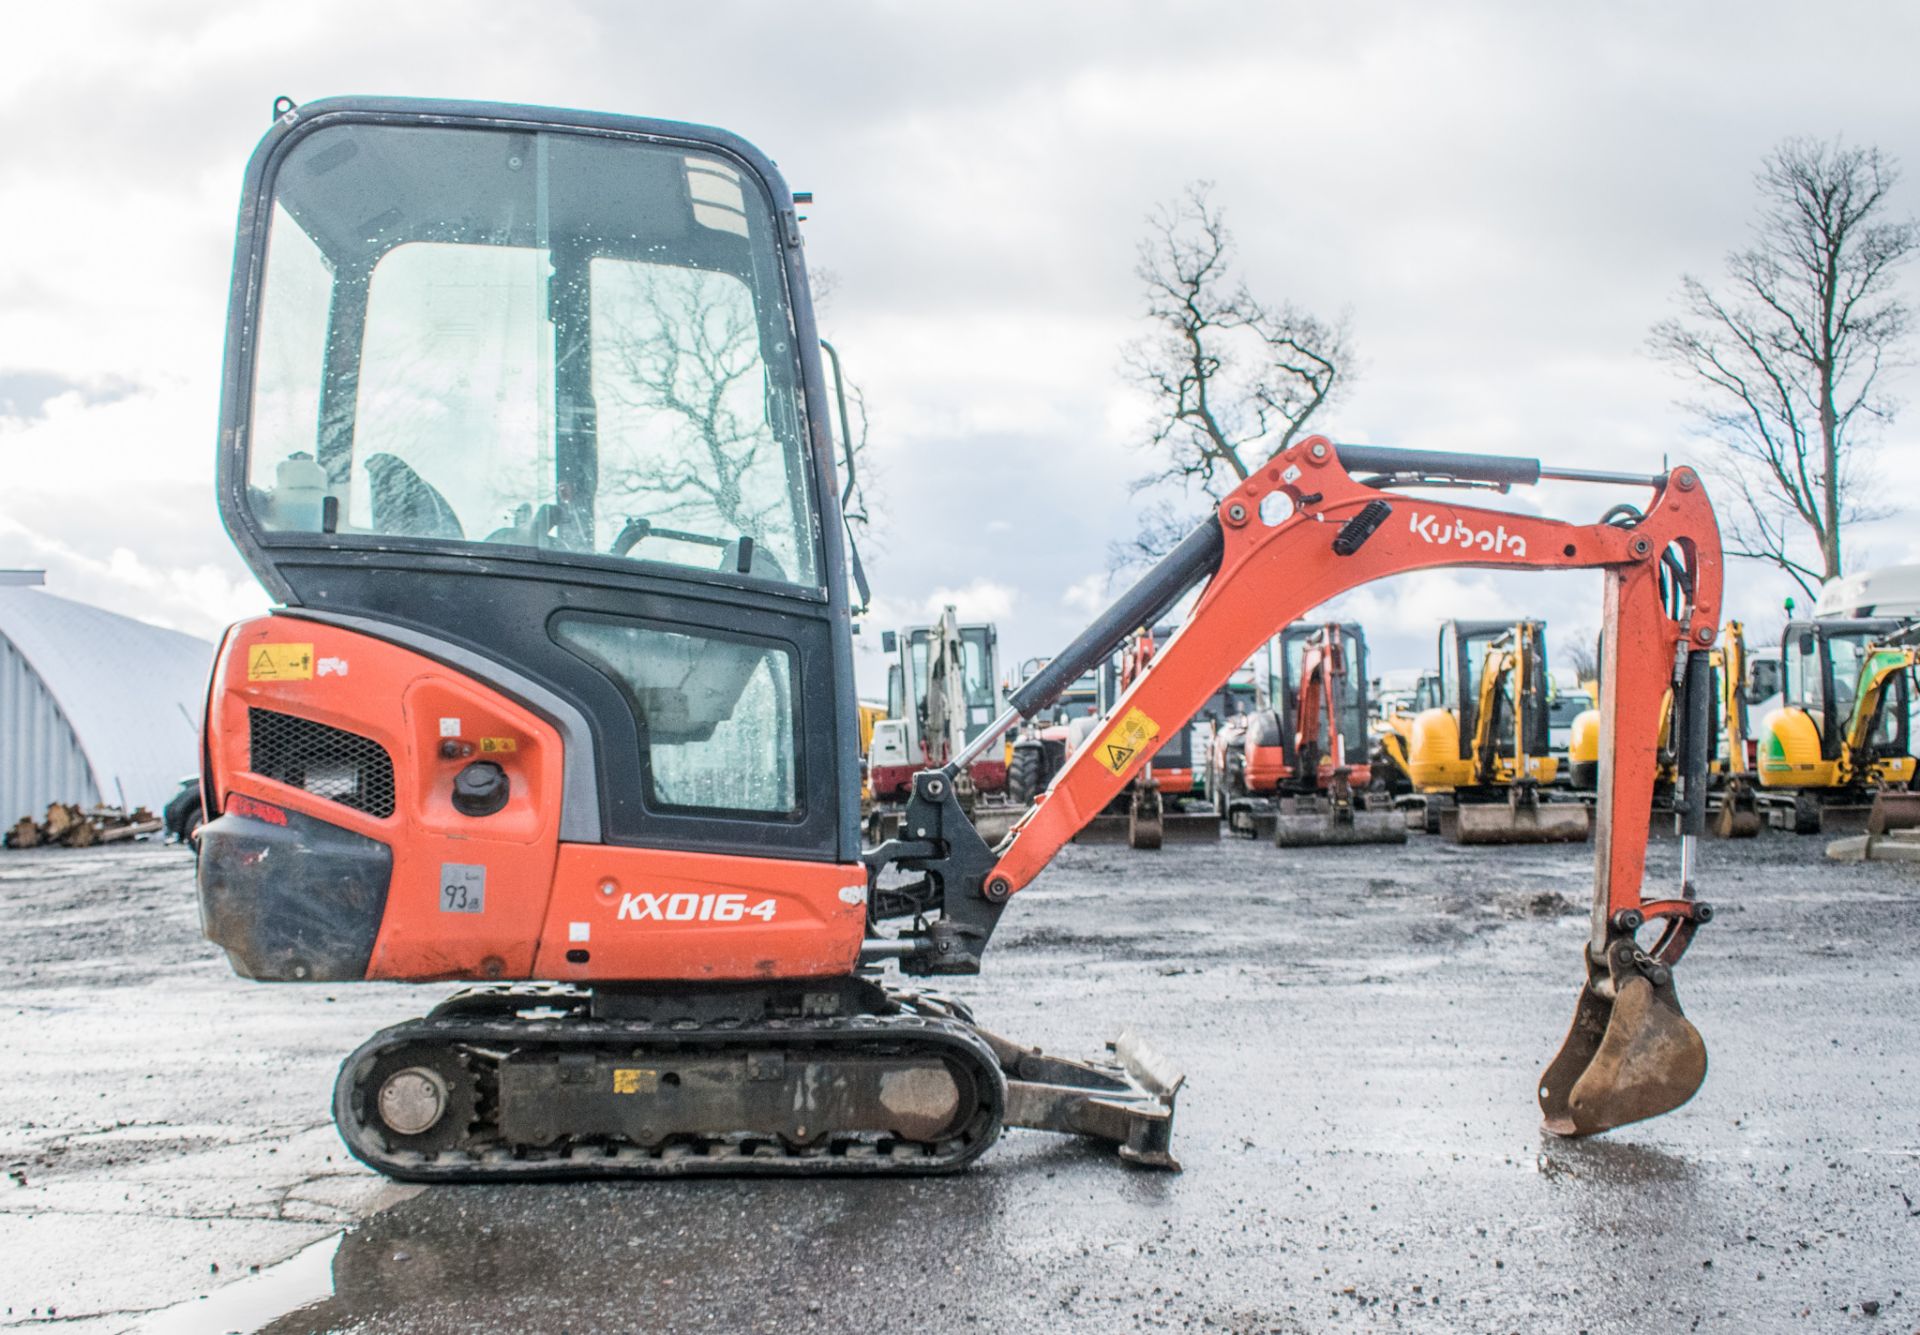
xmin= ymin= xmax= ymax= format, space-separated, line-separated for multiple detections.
xmin=1 ymin=832 xmax=1915 ymax=1333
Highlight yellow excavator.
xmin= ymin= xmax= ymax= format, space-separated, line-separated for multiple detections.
xmin=1757 ymin=618 xmax=1920 ymax=835
xmin=1567 ymin=620 xmax=1759 ymax=836
xmin=1708 ymin=622 xmax=1762 ymax=837
xmin=1372 ymin=669 xmax=1441 ymax=799
xmin=1405 ymin=620 xmax=1589 ymax=843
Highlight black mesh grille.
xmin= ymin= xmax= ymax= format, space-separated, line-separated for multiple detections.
xmin=247 ymin=709 xmax=396 ymax=818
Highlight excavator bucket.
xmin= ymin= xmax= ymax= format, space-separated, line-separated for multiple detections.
xmin=1075 ymin=782 xmax=1218 ymax=849
xmin=1538 ymin=944 xmax=1707 ymax=1136
xmin=1824 ymin=789 xmax=1920 ymax=861
xmin=1445 ymin=800 xmax=1590 ymax=845
xmin=1710 ymin=786 xmax=1761 ymax=839
xmin=1273 ymin=798 xmax=1407 ymax=848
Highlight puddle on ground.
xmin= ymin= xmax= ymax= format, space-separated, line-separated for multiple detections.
xmin=130 ymin=1234 xmax=341 ymax=1335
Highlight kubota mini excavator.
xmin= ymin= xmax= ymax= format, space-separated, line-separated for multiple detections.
xmin=1266 ymin=625 xmax=1404 ymax=847
xmin=1210 ymin=622 xmax=1388 ymax=841
xmin=198 ymin=97 xmax=1726 ymax=1178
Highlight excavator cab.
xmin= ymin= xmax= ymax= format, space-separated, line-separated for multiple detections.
xmin=203 ymin=105 xmax=869 ymax=992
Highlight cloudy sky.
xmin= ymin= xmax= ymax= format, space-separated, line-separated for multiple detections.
xmin=4 ymin=1 xmax=1918 ymax=695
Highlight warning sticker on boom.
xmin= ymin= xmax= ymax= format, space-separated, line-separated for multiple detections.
xmin=247 ymin=643 xmax=313 ymax=681
xmin=1097 ymin=707 xmax=1161 ymax=775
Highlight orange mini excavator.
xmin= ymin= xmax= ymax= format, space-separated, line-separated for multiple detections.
xmin=198 ymin=97 xmax=1725 ymax=1179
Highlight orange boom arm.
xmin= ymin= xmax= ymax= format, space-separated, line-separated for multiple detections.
xmin=876 ymin=435 xmax=1723 ymax=1137
xmin=988 ymin=436 xmax=1720 ymax=946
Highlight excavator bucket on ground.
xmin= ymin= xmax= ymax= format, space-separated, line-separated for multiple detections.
xmin=1538 ymin=935 xmax=1708 ymax=1135
xmin=1710 ymin=780 xmax=1762 ymax=838
xmin=1824 ymin=789 xmax=1920 ymax=861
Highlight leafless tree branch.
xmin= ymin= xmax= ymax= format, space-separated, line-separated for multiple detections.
xmin=1116 ymin=183 xmax=1352 ymax=566
xmin=1650 ymin=136 xmax=1917 ymax=589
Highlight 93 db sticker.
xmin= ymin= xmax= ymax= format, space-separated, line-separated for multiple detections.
xmin=440 ymin=864 xmax=486 ymax=913
xmin=1096 ymin=707 xmax=1161 ymax=775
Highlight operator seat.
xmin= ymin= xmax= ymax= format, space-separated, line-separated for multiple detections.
xmin=365 ymin=453 xmax=464 ymax=541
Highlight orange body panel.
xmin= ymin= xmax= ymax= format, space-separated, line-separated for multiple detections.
xmin=208 ymin=615 xmax=865 ymax=985
xmin=1154 ymin=767 xmax=1196 ymax=796
xmin=1244 ymin=744 xmax=1288 ymax=792
xmin=532 ymin=846 xmax=866 ymax=981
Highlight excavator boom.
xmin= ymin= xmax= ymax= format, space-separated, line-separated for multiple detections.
xmin=901 ymin=437 xmax=1722 ymax=1135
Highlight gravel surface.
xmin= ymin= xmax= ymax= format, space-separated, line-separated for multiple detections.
xmin=1 ymin=832 xmax=1915 ymax=1333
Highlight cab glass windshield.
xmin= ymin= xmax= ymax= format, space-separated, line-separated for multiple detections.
xmin=244 ymin=121 xmax=819 ymax=587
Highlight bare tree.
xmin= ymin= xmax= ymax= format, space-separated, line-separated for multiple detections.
xmin=1116 ymin=183 xmax=1351 ymax=565
xmin=597 ymin=266 xmax=789 ymax=544
xmin=1651 ymin=138 xmax=1917 ymax=596
xmin=1562 ymin=638 xmax=1599 ymax=688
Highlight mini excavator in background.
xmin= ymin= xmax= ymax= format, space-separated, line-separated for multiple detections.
xmin=1403 ymin=620 xmax=1592 ymax=844
xmin=1567 ymin=620 xmax=1762 ymax=837
xmin=864 ymin=608 xmax=1017 ymax=843
xmin=198 ymin=97 xmax=1727 ymax=1179
xmin=1210 ymin=623 xmax=1402 ymax=846
xmin=1757 ymin=618 xmax=1920 ymax=835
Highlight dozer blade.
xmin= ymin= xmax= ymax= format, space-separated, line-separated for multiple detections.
xmin=1539 ymin=951 xmax=1706 ymax=1137
xmin=1159 ymin=811 xmax=1222 ymax=844
xmin=1824 ymin=789 xmax=1920 ymax=861
xmin=980 ymin=1026 xmax=1183 ymax=1170
xmin=1447 ymin=801 xmax=1591 ymax=845
xmin=1273 ymin=808 xmax=1406 ymax=848
xmin=1074 ymin=814 xmax=1133 ymax=845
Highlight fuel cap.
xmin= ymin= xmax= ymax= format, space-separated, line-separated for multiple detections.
xmin=452 ymin=760 xmax=510 ymax=816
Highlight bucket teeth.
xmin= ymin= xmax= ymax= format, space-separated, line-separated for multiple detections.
xmin=1539 ymin=945 xmax=1707 ymax=1137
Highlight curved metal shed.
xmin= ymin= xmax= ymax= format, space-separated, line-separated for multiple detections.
xmin=0 ymin=584 xmax=215 ymax=822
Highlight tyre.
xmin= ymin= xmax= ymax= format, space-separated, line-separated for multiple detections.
xmin=1008 ymin=742 xmax=1046 ymax=805
xmin=163 ymin=778 xmax=204 ymax=845
xmin=1792 ymin=792 xmax=1821 ymax=835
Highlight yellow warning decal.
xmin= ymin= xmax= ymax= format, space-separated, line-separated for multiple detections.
xmin=247 ymin=643 xmax=314 ymax=682
xmin=612 ymin=1068 xmax=657 ymax=1095
xmin=478 ymin=737 xmax=519 ymax=754
xmin=1096 ymin=707 xmax=1161 ymax=775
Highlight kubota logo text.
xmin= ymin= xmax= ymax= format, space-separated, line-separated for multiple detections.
xmin=618 ymin=892 xmax=776 ymax=923
xmin=1409 ymin=511 xmax=1527 ymax=557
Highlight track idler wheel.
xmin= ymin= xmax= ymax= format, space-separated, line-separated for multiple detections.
xmin=344 ymin=1042 xmax=479 ymax=1157
xmin=1538 ymin=935 xmax=1706 ymax=1137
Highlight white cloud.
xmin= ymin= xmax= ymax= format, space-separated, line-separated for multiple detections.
xmin=924 ymin=579 xmax=1017 ymax=623
xmin=1061 ymin=572 xmax=1110 ymax=616
xmin=3 ymin=1 xmax=1916 ymax=693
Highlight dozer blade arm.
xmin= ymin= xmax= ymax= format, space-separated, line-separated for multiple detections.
xmin=965 ymin=435 xmax=1724 ymax=1138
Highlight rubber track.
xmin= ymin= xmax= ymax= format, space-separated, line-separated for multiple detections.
xmin=332 ymin=1010 xmax=1008 ymax=1181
